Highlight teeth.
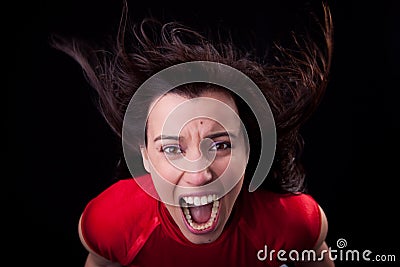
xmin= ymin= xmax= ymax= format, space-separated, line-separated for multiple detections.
xmin=194 ymin=197 xmax=201 ymax=206
xmin=182 ymin=194 xmax=217 ymax=207
xmin=182 ymin=200 xmax=220 ymax=231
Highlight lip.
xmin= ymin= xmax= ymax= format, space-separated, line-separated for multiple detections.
xmin=180 ymin=196 xmax=222 ymax=234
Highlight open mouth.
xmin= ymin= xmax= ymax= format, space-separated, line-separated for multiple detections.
xmin=180 ymin=194 xmax=220 ymax=234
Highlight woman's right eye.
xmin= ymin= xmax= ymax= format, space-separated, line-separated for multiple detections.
xmin=162 ymin=145 xmax=183 ymax=155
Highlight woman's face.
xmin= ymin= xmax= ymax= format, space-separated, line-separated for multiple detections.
xmin=141 ymin=90 xmax=246 ymax=244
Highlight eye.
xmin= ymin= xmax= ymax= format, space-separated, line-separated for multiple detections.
xmin=209 ymin=141 xmax=231 ymax=151
xmin=162 ymin=145 xmax=183 ymax=155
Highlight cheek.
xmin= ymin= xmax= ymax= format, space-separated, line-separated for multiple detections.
xmin=211 ymin=156 xmax=232 ymax=176
xmin=223 ymin=177 xmax=243 ymax=209
xmin=147 ymin=150 xmax=182 ymax=185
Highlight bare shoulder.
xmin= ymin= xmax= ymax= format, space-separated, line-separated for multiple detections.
xmin=83 ymin=252 xmax=122 ymax=267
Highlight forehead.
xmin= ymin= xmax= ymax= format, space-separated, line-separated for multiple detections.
xmin=147 ymin=91 xmax=238 ymax=135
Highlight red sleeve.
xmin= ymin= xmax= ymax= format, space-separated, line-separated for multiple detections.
xmin=80 ymin=176 xmax=160 ymax=265
xmin=239 ymin=190 xmax=321 ymax=252
xmin=281 ymin=193 xmax=322 ymax=250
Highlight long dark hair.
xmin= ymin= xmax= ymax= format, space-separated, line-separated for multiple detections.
xmin=50 ymin=2 xmax=333 ymax=193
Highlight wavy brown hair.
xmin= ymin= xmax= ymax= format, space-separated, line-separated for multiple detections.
xmin=50 ymin=2 xmax=333 ymax=193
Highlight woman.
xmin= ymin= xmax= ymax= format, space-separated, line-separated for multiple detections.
xmin=52 ymin=2 xmax=335 ymax=266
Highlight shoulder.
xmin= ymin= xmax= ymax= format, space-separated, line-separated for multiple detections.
xmin=276 ymin=192 xmax=322 ymax=250
xmin=246 ymin=189 xmax=320 ymax=220
xmin=80 ymin=174 xmax=160 ymax=265
xmin=82 ymin=176 xmax=156 ymax=225
xmin=240 ymin=190 xmax=322 ymax=250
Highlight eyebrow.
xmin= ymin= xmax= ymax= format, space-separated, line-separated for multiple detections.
xmin=153 ymin=135 xmax=180 ymax=142
xmin=153 ymin=131 xmax=236 ymax=142
xmin=205 ymin=131 xmax=236 ymax=140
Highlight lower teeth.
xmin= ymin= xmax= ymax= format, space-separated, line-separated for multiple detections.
xmin=182 ymin=200 xmax=219 ymax=231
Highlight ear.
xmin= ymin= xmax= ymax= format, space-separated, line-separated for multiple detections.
xmin=140 ymin=146 xmax=151 ymax=173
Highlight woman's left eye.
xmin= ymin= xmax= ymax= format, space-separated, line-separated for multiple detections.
xmin=209 ymin=141 xmax=231 ymax=151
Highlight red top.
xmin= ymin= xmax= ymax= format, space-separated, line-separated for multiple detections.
xmin=80 ymin=174 xmax=321 ymax=267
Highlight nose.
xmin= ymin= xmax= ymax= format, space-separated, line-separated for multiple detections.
xmin=184 ymin=168 xmax=213 ymax=186
xmin=180 ymin=139 xmax=215 ymax=186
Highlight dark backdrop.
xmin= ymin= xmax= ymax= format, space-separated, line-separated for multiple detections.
xmin=8 ymin=0 xmax=399 ymax=266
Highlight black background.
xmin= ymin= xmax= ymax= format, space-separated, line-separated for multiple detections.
xmin=8 ymin=0 xmax=399 ymax=266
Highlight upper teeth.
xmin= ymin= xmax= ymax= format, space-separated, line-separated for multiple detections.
xmin=182 ymin=194 xmax=217 ymax=206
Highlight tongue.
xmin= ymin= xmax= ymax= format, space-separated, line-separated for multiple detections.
xmin=189 ymin=203 xmax=212 ymax=223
